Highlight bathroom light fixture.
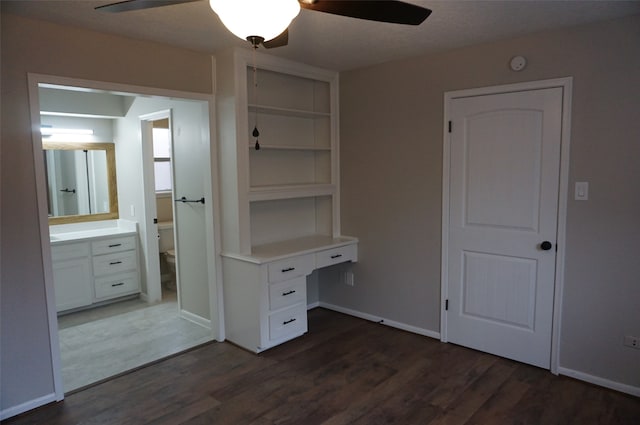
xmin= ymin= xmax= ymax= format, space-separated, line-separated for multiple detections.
xmin=40 ymin=127 xmax=94 ymax=136
xmin=209 ymin=0 xmax=300 ymax=45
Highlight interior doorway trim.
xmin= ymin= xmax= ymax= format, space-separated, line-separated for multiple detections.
xmin=27 ymin=72 xmax=225 ymax=401
xmin=440 ymin=77 xmax=573 ymax=374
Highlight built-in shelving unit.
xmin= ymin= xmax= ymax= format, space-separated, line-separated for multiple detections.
xmin=215 ymin=48 xmax=357 ymax=352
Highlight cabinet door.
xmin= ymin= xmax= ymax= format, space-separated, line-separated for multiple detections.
xmin=53 ymin=258 xmax=93 ymax=312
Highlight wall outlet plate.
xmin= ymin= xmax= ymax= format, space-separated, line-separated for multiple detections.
xmin=623 ymin=335 xmax=639 ymax=349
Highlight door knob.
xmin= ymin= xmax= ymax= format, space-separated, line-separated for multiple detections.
xmin=540 ymin=241 xmax=553 ymax=251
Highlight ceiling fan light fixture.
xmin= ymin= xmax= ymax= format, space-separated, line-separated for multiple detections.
xmin=209 ymin=0 xmax=300 ymax=43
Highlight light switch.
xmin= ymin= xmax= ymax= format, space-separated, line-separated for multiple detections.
xmin=575 ymin=182 xmax=589 ymax=201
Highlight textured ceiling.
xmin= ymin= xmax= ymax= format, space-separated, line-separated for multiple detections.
xmin=3 ymin=1 xmax=640 ymax=71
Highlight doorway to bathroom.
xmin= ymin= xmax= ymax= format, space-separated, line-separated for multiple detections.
xmin=29 ymin=74 xmax=224 ymax=397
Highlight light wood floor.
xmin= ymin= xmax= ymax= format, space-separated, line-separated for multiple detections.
xmin=57 ymin=291 xmax=212 ymax=393
xmin=6 ymin=309 xmax=639 ymax=424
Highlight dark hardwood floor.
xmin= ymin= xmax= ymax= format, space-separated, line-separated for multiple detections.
xmin=5 ymin=308 xmax=640 ymax=424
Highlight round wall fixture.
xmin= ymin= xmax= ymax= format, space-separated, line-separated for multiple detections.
xmin=509 ymin=55 xmax=527 ymax=71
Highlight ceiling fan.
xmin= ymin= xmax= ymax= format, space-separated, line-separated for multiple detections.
xmin=96 ymin=0 xmax=432 ymax=49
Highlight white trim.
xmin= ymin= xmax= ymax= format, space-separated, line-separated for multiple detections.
xmin=307 ymin=301 xmax=320 ymax=310
xmin=26 ymin=72 xmax=226 ymax=415
xmin=441 ymin=77 xmax=573 ymax=374
xmin=27 ymin=74 xmax=65 ymax=403
xmin=558 ymin=367 xmax=640 ymax=397
xmin=139 ymin=109 xmax=172 ymax=304
xmin=180 ymin=309 xmax=212 ymax=330
xmin=319 ymin=302 xmax=441 ymax=340
xmin=0 ymin=393 xmax=57 ymax=421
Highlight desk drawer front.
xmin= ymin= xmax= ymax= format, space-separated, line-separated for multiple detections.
xmin=316 ymin=244 xmax=357 ymax=269
xmin=95 ymin=272 xmax=139 ymax=300
xmin=269 ymin=277 xmax=307 ymax=311
xmin=268 ymin=304 xmax=307 ymax=341
xmin=92 ymin=236 xmax=136 ymax=255
xmin=267 ymin=254 xmax=314 ymax=283
xmin=93 ymin=251 xmax=137 ymax=276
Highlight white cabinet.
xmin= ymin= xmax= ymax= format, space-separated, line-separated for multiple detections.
xmin=222 ymin=239 xmax=357 ymax=353
xmin=51 ymin=232 xmax=140 ymax=313
xmin=216 ymin=49 xmax=357 ymax=352
xmin=52 ymin=243 xmax=93 ymax=312
xmin=91 ymin=235 xmax=139 ymax=301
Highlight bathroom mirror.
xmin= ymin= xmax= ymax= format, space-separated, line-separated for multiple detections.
xmin=43 ymin=141 xmax=119 ymax=224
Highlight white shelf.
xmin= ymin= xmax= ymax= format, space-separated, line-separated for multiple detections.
xmin=248 ymin=183 xmax=334 ymax=202
xmin=248 ymin=143 xmax=331 ymax=151
xmin=249 ymin=104 xmax=330 ymax=118
xmin=222 ymin=235 xmax=358 ymax=264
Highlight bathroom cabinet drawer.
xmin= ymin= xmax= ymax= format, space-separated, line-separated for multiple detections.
xmin=94 ymin=272 xmax=139 ymax=300
xmin=92 ymin=236 xmax=136 ymax=255
xmin=268 ymin=304 xmax=307 ymax=342
xmin=316 ymin=244 xmax=357 ymax=269
xmin=51 ymin=242 xmax=90 ymax=262
xmin=269 ymin=276 xmax=306 ymax=311
xmin=267 ymin=254 xmax=314 ymax=283
xmin=93 ymin=250 xmax=137 ymax=276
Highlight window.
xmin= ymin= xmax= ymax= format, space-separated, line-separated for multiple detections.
xmin=153 ymin=126 xmax=172 ymax=193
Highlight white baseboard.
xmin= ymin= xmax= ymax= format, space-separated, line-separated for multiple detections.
xmin=307 ymin=301 xmax=320 ymax=310
xmin=179 ymin=309 xmax=212 ymax=330
xmin=318 ymin=302 xmax=441 ymax=340
xmin=558 ymin=367 xmax=640 ymax=397
xmin=139 ymin=292 xmax=149 ymax=303
xmin=0 ymin=392 xmax=57 ymax=421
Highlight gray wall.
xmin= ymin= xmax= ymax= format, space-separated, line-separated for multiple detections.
xmin=1 ymin=12 xmax=212 ymax=414
xmin=321 ymin=14 xmax=640 ymax=388
xmin=2 ymin=8 xmax=639 ymax=417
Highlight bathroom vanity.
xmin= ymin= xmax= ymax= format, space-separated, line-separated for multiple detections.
xmin=49 ymin=220 xmax=140 ymax=313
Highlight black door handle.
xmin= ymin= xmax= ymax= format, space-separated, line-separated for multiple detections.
xmin=540 ymin=241 xmax=553 ymax=251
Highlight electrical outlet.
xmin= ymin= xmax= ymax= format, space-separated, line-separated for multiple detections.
xmin=623 ymin=335 xmax=639 ymax=349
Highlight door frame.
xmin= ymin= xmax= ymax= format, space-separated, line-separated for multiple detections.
xmin=440 ymin=77 xmax=573 ymax=374
xmin=27 ymin=72 xmax=226 ymax=402
xmin=139 ymin=109 xmax=172 ymax=304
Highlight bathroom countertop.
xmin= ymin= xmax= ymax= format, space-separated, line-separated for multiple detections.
xmin=50 ymin=220 xmax=138 ymax=245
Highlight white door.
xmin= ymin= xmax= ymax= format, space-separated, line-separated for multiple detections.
xmin=446 ymin=87 xmax=563 ymax=368
xmin=171 ymin=100 xmax=214 ymax=321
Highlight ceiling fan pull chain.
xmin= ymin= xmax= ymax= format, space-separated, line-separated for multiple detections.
xmin=252 ymin=47 xmax=260 ymax=151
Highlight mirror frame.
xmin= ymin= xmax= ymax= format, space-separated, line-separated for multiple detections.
xmin=43 ymin=141 xmax=119 ymax=225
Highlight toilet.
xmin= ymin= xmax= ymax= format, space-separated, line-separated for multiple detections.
xmin=158 ymin=221 xmax=176 ymax=290
xmin=164 ymin=249 xmax=177 ymax=291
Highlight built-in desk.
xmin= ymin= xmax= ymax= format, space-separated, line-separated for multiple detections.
xmin=221 ymin=236 xmax=357 ymax=353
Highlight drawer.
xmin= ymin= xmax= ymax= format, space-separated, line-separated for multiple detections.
xmin=269 ymin=277 xmax=307 ymax=311
xmin=316 ymin=244 xmax=357 ymax=269
xmin=51 ymin=242 xmax=90 ymax=261
xmin=268 ymin=304 xmax=307 ymax=342
xmin=92 ymin=236 xmax=136 ymax=255
xmin=267 ymin=254 xmax=314 ymax=283
xmin=94 ymin=272 xmax=139 ymax=300
xmin=93 ymin=250 xmax=137 ymax=276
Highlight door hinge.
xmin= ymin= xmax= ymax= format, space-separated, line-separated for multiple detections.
xmin=445 ymin=299 xmax=449 ymax=311
xmin=448 ymin=121 xmax=452 ymax=133
xmin=153 ymin=218 xmax=158 ymax=224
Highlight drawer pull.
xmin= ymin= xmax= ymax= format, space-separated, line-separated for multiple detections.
xmin=109 ymin=261 xmax=123 ymax=265
xmin=281 ymin=267 xmax=295 ymax=273
xmin=282 ymin=290 xmax=296 ymax=296
xmin=330 ymin=254 xmax=343 ymax=259
xmin=111 ymin=282 xmax=125 ymax=287
xmin=283 ymin=318 xmax=297 ymax=325
xmin=108 ymin=243 xmax=122 ymax=248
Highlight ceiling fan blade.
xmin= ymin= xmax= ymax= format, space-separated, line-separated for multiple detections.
xmin=299 ymin=0 xmax=431 ymax=25
xmin=263 ymin=29 xmax=289 ymax=49
xmin=95 ymin=0 xmax=202 ymax=13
